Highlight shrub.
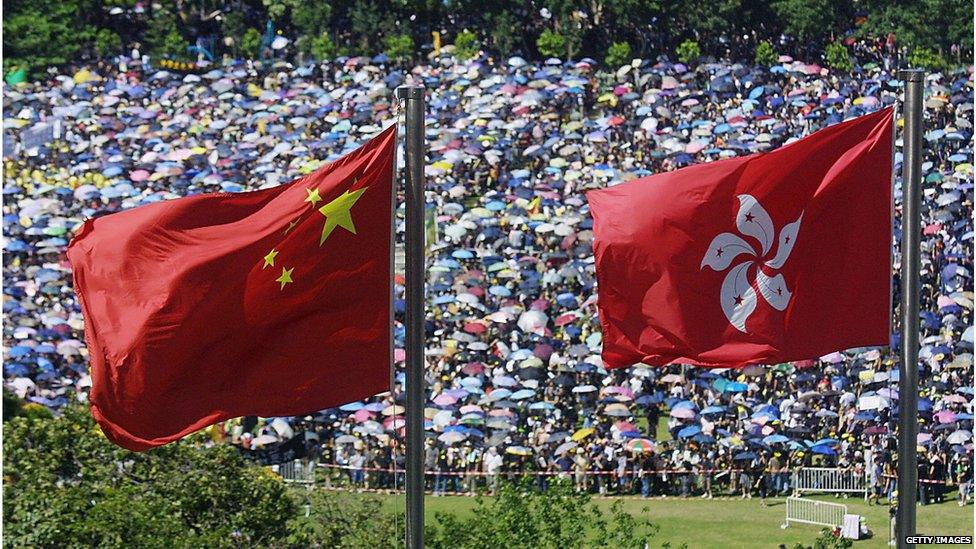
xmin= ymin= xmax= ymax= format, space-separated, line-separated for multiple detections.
xmin=536 ymin=28 xmax=566 ymax=59
xmin=824 ymin=42 xmax=853 ymax=72
xmin=385 ymin=33 xmax=414 ymax=62
xmin=94 ymin=29 xmax=122 ymax=57
xmin=605 ymin=41 xmax=632 ymax=67
xmin=676 ymin=39 xmax=701 ymax=64
xmin=908 ymin=47 xmax=946 ymax=71
xmin=306 ymin=32 xmax=337 ymax=60
xmin=454 ymin=29 xmax=478 ymax=61
xmin=241 ymin=28 xmax=263 ymax=59
xmin=755 ymin=40 xmax=777 ymax=66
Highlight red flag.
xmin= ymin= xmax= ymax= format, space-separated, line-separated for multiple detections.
xmin=68 ymin=126 xmax=397 ymax=451
xmin=588 ymin=108 xmax=893 ymax=368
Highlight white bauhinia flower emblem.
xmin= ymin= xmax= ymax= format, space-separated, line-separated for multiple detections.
xmin=700 ymin=195 xmax=803 ymax=333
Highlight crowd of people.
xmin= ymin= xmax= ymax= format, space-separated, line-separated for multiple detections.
xmin=3 ymin=42 xmax=973 ymax=505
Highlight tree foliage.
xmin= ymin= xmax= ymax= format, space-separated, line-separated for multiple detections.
xmin=3 ymin=0 xmax=973 ymax=76
xmin=824 ymin=41 xmax=853 ymax=72
xmin=3 ymin=404 xmax=295 ymax=548
xmin=605 ymin=41 xmax=633 ymax=67
xmin=385 ymin=33 xmax=415 ymax=62
xmin=536 ymin=28 xmax=567 ymax=59
xmin=427 ymin=479 xmax=662 ymax=548
xmin=755 ymin=40 xmax=778 ymax=66
xmin=454 ymin=29 xmax=479 ymax=61
xmin=676 ymin=39 xmax=701 ymax=64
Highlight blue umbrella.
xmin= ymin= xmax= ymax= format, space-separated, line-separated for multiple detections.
xmin=452 ymin=249 xmax=474 ymax=259
xmin=763 ymin=434 xmax=790 ymax=444
xmin=677 ymin=425 xmax=702 ymax=439
xmin=811 ymin=445 xmax=836 ymax=456
xmin=725 ymin=382 xmax=748 ymax=393
xmin=672 ymin=400 xmax=696 ymax=410
xmin=488 ymin=286 xmax=511 ymax=297
xmin=339 ymin=402 xmax=364 ymax=411
xmin=813 ymin=438 xmax=838 ymax=446
xmin=733 ymin=452 xmax=757 ymax=461
xmin=701 ymin=405 xmax=726 ymax=415
xmin=8 ymin=345 xmax=33 ymax=358
xmin=511 ymin=389 xmax=536 ymax=401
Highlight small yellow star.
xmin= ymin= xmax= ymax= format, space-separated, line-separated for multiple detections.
xmin=276 ymin=267 xmax=294 ymax=290
xmin=305 ymin=187 xmax=322 ymax=207
xmin=284 ymin=217 xmax=301 ymax=234
xmin=262 ymin=248 xmax=279 ymax=269
xmin=318 ymin=187 xmax=369 ymax=245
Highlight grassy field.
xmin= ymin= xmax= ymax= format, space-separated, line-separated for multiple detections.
xmin=372 ymin=491 xmax=972 ymax=548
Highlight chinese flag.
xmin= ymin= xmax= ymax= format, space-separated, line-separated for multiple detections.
xmin=588 ymin=108 xmax=893 ymax=368
xmin=68 ymin=126 xmax=396 ymax=451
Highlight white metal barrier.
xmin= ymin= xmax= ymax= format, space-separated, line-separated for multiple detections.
xmin=792 ymin=467 xmax=868 ymax=500
xmin=274 ymin=460 xmax=315 ymax=486
xmin=782 ymin=496 xmax=848 ymax=529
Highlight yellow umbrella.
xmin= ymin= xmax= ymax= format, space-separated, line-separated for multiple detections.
xmin=571 ymin=428 xmax=595 ymax=442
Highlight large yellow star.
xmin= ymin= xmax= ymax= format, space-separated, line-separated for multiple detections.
xmin=305 ymin=187 xmax=322 ymax=207
xmin=276 ymin=267 xmax=294 ymax=290
xmin=262 ymin=248 xmax=279 ymax=269
xmin=318 ymin=187 xmax=368 ymax=245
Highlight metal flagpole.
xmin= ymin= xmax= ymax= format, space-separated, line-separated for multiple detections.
xmin=396 ymin=85 xmax=426 ymax=549
xmin=896 ymin=68 xmax=924 ymax=549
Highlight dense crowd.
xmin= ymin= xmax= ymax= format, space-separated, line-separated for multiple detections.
xmin=3 ymin=44 xmax=973 ymax=505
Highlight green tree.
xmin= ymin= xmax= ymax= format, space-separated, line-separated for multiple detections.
xmin=285 ymin=489 xmax=402 ymax=547
xmin=241 ymin=27 xmax=264 ymax=59
xmin=427 ymin=479 xmax=661 ymax=548
xmin=823 ymin=41 xmax=852 ymax=72
xmin=3 ymin=404 xmax=295 ymax=548
xmin=304 ymin=32 xmax=338 ymax=60
xmin=3 ymin=0 xmax=92 ymax=76
xmin=771 ymin=0 xmax=851 ymax=42
xmin=605 ymin=41 xmax=632 ymax=67
xmin=487 ymin=10 xmax=518 ymax=57
xmin=907 ymin=46 xmax=946 ymax=71
xmin=4 ymin=389 xmax=23 ymax=421
xmin=385 ymin=33 xmax=415 ymax=63
xmin=94 ymin=28 xmax=123 ymax=57
xmin=755 ymin=40 xmax=778 ymax=66
xmin=536 ymin=28 xmax=567 ymax=59
xmin=676 ymin=39 xmax=701 ymax=64
xmin=145 ymin=4 xmax=187 ymax=58
xmin=454 ymin=29 xmax=479 ymax=61
xmin=856 ymin=0 xmax=972 ymax=65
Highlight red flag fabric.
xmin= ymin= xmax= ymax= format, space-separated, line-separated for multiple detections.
xmin=588 ymin=108 xmax=893 ymax=369
xmin=68 ymin=126 xmax=397 ymax=451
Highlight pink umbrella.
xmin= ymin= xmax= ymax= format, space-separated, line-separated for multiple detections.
xmin=555 ymin=313 xmax=578 ymax=326
xmin=463 ymin=322 xmax=487 ymax=334
xmin=917 ymin=433 xmax=932 ymax=444
xmin=383 ymin=416 xmax=405 ymax=430
xmin=433 ymin=393 xmax=458 ymax=406
xmin=670 ymin=408 xmax=696 ymax=419
xmin=925 ymin=223 xmax=943 ymax=235
xmin=945 ymin=394 xmax=968 ymax=404
xmin=129 ymin=169 xmax=150 ymax=182
xmin=614 ymin=421 xmax=637 ymax=432
xmin=459 ymin=404 xmax=483 ymax=415
xmin=935 ymin=410 xmax=958 ymax=423
xmin=461 ymin=362 xmax=485 ymax=375
xmin=394 ymin=348 xmax=406 ymax=362
xmin=353 ymin=409 xmax=375 ymax=423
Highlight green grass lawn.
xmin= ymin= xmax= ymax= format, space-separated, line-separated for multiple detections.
xmin=371 ymin=491 xmax=972 ymax=548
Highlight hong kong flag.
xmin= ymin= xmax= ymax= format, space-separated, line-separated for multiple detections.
xmin=588 ymin=108 xmax=893 ymax=368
